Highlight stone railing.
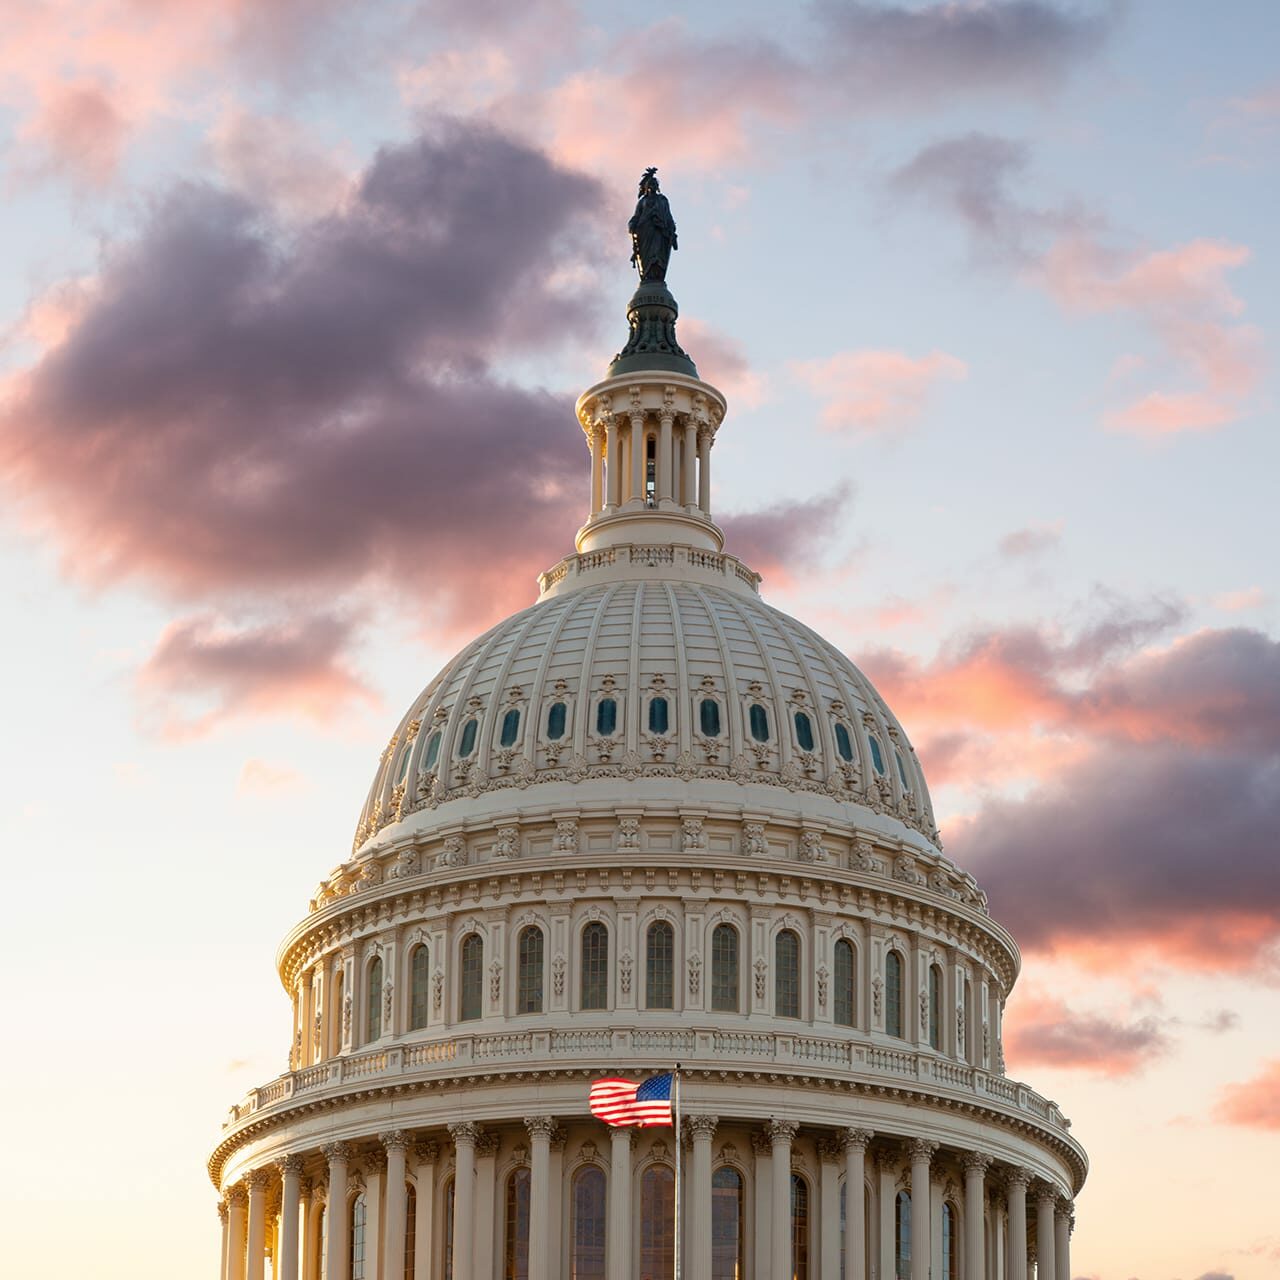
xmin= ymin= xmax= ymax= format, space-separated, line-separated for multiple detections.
xmin=224 ymin=1025 xmax=1070 ymax=1137
xmin=537 ymin=543 xmax=761 ymax=597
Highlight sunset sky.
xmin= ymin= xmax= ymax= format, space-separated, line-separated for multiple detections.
xmin=1 ymin=2 xmax=1277 ymax=1276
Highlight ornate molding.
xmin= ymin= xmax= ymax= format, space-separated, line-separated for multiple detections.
xmin=448 ymin=1121 xmax=482 ymax=1147
xmin=907 ymin=1138 xmax=939 ymax=1165
xmin=767 ymin=1119 xmax=799 ymax=1144
xmin=279 ymin=1153 xmax=307 ymax=1176
xmin=686 ymin=1114 xmax=719 ymax=1140
xmin=962 ymin=1151 xmax=993 ymax=1177
xmin=525 ymin=1116 xmax=559 ymax=1140
xmin=843 ymin=1127 xmax=875 ymax=1153
xmin=321 ymin=1142 xmax=351 ymax=1164
xmin=379 ymin=1130 xmax=411 ymax=1154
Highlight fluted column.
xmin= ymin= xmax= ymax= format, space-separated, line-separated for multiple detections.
xmin=228 ymin=1185 xmax=248 ymax=1280
xmin=843 ymin=1128 xmax=873 ymax=1280
xmin=1005 ymin=1168 xmax=1030 ymax=1280
xmin=657 ymin=411 xmax=674 ymax=504
xmin=768 ymin=1119 xmax=798 ymax=1280
xmin=219 ymin=1200 xmax=230 ymax=1280
xmin=1034 ymin=1185 xmax=1057 ymax=1280
xmin=681 ymin=420 xmax=697 ymax=507
xmin=1055 ymin=1201 xmax=1072 ymax=1280
xmin=962 ymin=1154 xmax=990 ymax=1280
xmin=630 ymin=412 xmax=646 ymax=503
xmin=526 ymin=1117 xmax=556 ymax=1280
xmin=603 ymin=417 xmax=620 ymax=510
xmin=412 ymin=1142 xmax=438 ymax=1280
xmin=380 ymin=1133 xmax=410 ymax=1280
xmin=608 ymin=1127 xmax=634 ymax=1280
xmin=687 ymin=1116 xmax=718 ymax=1280
xmin=875 ymin=1148 xmax=896 ymax=1280
xmin=908 ymin=1140 xmax=936 ymax=1280
xmin=276 ymin=1157 xmax=303 ymax=1280
xmin=696 ymin=428 xmax=712 ymax=514
xmin=323 ymin=1143 xmax=350 ymax=1280
xmin=246 ymin=1170 xmax=271 ymax=1280
xmin=449 ymin=1123 xmax=479 ymax=1280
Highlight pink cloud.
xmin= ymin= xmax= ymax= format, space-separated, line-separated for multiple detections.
xmin=997 ymin=521 xmax=1062 ymax=558
xmin=1003 ymin=990 xmax=1171 ymax=1078
xmin=678 ymin=318 xmax=768 ymax=408
xmin=1214 ymin=1059 xmax=1280 ymax=1130
xmin=1103 ymin=390 xmax=1237 ymax=436
xmin=1213 ymin=587 xmax=1265 ymax=613
xmin=237 ymin=758 xmax=308 ymax=794
xmin=791 ymin=349 xmax=967 ymax=433
xmin=16 ymin=79 xmax=130 ymax=186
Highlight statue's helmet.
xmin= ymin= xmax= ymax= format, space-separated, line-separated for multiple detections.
xmin=638 ymin=166 xmax=660 ymax=196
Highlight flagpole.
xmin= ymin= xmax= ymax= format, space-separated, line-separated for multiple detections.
xmin=672 ymin=1063 xmax=682 ymax=1280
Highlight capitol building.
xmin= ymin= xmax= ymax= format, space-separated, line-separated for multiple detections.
xmin=211 ymin=172 xmax=1087 ymax=1280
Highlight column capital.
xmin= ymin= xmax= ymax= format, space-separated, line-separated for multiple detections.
xmin=321 ymin=1141 xmax=351 ymax=1165
xmin=217 ymin=1199 xmax=229 ymax=1223
xmin=1003 ymin=1165 xmax=1032 ymax=1191
xmin=907 ymin=1139 xmax=938 ymax=1165
xmin=1033 ymin=1178 xmax=1059 ymax=1204
xmin=767 ymin=1118 xmax=799 ymax=1144
xmin=412 ymin=1140 xmax=440 ymax=1165
xmin=686 ymin=1114 xmax=719 ymax=1141
xmin=525 ymin=1115 xmax=559 ymax=1141
xmin=872 ymin=1144 xmax=900 ymax=1173
xmin=365 ymin=1148 xmax=388 ymax=1174
xmin=842 ymin=1127 xmax=874 ymax=1153
xmin=448 ymin=1121 xmax=481 ymax=1147
xmin=247 ymin=1168 xmax=273 ymax=1192
xmin=961 ymin=1151 xmax=992 ymax=1176
xmin=816 ymin=1135 xmax=843 ymax=1163
xmin=227 ymin=1184 xmax=248 ymax=1209
xmin=379 ymin=1129 xmax=411 ymax=1154
xmin=475 ymin=1131 xmax=501 ymax=1159
xmin=278 ymin=1153 xmax=306 ymax=1177
xmin=1056 ymin=1196 xmax=1075 ymax=1217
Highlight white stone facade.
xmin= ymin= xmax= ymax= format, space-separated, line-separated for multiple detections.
xmin=212 ymin=284 xmax=1086 ymax=1280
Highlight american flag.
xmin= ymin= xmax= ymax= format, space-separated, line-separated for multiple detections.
xmin=588 ymin=1073 xmax=674 ymax=1127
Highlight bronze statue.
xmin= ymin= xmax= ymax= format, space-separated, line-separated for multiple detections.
xmin=628 ymin=167 xmax=677 ymax=282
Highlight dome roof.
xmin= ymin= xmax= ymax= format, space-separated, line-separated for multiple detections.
xmin=354 ymin=575 xmax=938 ymax=852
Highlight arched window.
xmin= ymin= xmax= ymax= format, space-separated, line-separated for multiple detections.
xmin=710 ymin=924 xmax=739 ymax=1012
xmin=639 ymin=1165 xmax=674 ymax=1280
xmin=444 ymin=1179 xmax=455 ymax=1280
xmin=458 ymin=718 xmax=478 ymax=757
xmin=895 ymin=1190 xmax=912 ymax=1280
xmin=834 ymin=939 xmax=856 ymax=1027
xmin=404 ymin=1184 xmax=417 ymax=1280
xmin=941 ymin=1201 xmax=958 ymax=1280
xmin=648 ymin=697 xmax=669 ymax=734
xmin=885 ymin=951 xmax=904 ymax=1039
xmin=517 ymin=926 xmax=544 ymax=1014
xmin=395 ymin=743 xmax=413 ymax=785
xmin=834 ymin=722 xmax=854 ymax=762
xmin=749 ymin=703 xmax=770 ymax=742
xmin=794 ymin=710 xmax=815 ymax=751
xmin=410 ymin=944 xmax=430 ymax=1031
xmin=546 ymin=701 xmax=567 ymax=741
xmin=596 ymin=698 xmax=617 ymax=736
xmin=646 ymin=921 xmax=674 ymax=1010
xmin=700 ymin=698 xmax=721 ymax=737
xmin=581 ymin=922 xmax=608 ymax=1010
xmin=504 ymin=1167 xmax=531 ymax=1280
xmin=460 ymin=933 xmax=483 ymax=1021
xmin=791 ymin=1174 xmax=810 ymax=1280
xmin=896 ymin=748 xmax=911 ymax=790
xmin=423 ymin=731 xmax=441 ymax=771
xmin=571 ymin=1166 xmax=606 ymax=1279
xmin=645 ymin=435 xmax=656 ymax=506
xmin=929 ymin=964 xmax=943 ymax=1050
xmin=500 ymin=708 xmax=521 ymax=748
xmin=868 ymin=735 xmax=886 ymax=776
xmin=711 ymin=1167 xmax=743 ymax=1280
xmin=775 ymin=929 xmax=800 ymax=1019
xmin=961 ymin=975 xmax=972 ymax=1060
xmin=366 ymin=955 xmax=383 ymax=1044
xmin=350 ymin=1192 xmax=367 ymax=1280
xmin=331 ymin=968 xmax=344 ymax=1055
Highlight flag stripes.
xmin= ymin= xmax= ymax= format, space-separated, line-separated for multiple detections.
xmin=588 ymin=1073 xmax=674 ymax=1127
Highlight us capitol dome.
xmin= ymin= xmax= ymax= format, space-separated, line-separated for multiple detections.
xmin=211 ymin=169 xmax=1087 ymax=1280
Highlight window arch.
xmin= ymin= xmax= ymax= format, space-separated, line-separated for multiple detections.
xmin=646 ymin=921 xmax=675 ymax=1010
xmin=895 ymin=1190 xmax=912 ymax=1280
xmin=423 ymin=730 xmax=441 ymax=771
xmin=711 ymin=1167 xmax=743 ymax=1280
xmin=571 ymin=1166 xmax=606 ymax=1279
xmin=517 ymin=926 xmax=544 ymax=1014
xmin=834 ymin=722 xmax=855 ymax=762
xmin=895 ymin=748 xmax=911 ymax=791
xmin=504 ymin=1167 xmax=531 ymax=1280
xmin=749 ymin=703 xmax=770 ymax=742
xmin=710 ymin=924 xmax=739 ymax=1012
xmin=929 ymin=963 xmax=943 ymax=1050
xmin=546 ymin=701 xmax=567 ymax=741
xmin=596 ymin=698 xmax=617 ymax=736
xmin=885 ymin=950 xmax=904 ymax=1039
xmin=794 ymin=710 xmax=815 ymax=751
xmin=961 ymin=975 xmax=973 ymax=1060
xmin=365 ymin=955 xmax=383 ymax=1044
xmin=941 ymin=1200 xmax=958 ymax=1280
xmin=350 ymin=1192 xmax=367 ymax=1280
xmin=834 ymin=939 xmax=856 ymax=1027
xmin=459 ymin=933 xmax=483 ymax=1022
xmin=500 ymin=708 xmax=521 ymax=748
xmin=404 ymin=1184 xmax=417 ymax=1280
xmin=581 ymin=922 xmax=608 ymax=1010
xmin=648 ymin=697 xmax=669 ymax=734
xmin=700 ymin=698 xmax=722 ymax=737
xmin=868 ymin=734 xmax=886 ymax=776
xmin=331 ymin=968 xmax=344 ymax=1055
xmin=395 ymin=743 xmax=413 ymax=785
xmin=639 ymin=1165 xmax=674 ymax=1279
xmin=775 ymin=929 xmax=800 ymax=1019
xmin=410 ymin=944 xmax=430 ymax=1031
xmin=458 ymin=718 xmax=478 ymax=757
xmin=791 ymin=1174 xmax=810 ymax=1280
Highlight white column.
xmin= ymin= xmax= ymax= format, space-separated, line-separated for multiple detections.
xmin=682 ymin=420 xmax=697 ymax=508
xmin=228 ymin=1186 xmax=248 ymax=1280
xmin=381 ymin=1133 xmax=409 ymax=1280
xmin=1054 ymin=1201 xmax=1072 ymax=1280
xmin=604 ymin=417 xmax=620 ymax=510
xmin=608 ymin=1127 xmax=634 ymax=1280
xmin=548 ymin=1129 xmax=566 ymax=1278
xmin=819 ymin=1138 xmax=841 ymax=1280
xmin=302 ymin=1187 xmax=321 ymax=1280
xmin=1035 ymin=1187 xmax=1057 ymax=1280
xmin=629 ymin=412 xmax=646 ymax=503
xmin=657 ymin=412 xmax=674 ymax=504
xmin=219 ymin=1200 xmax=231 ymax=1280
xmin=1005 ymin=1169 xmax=1029 ymax=1280
xmin=412 ymin=1142 xmax=438 ymax=1280
xmin=751 ymin=1131 xmax=772 ymax=1280
xmin=323 ymin=1143 xmax=350 ymax=1280
xmin=768 ymin=1120 xmax=798 ymax=1280
xmin=843 ymin=1128 xmax=873 ymax=1280
xmin=909 ymin=1140 xmax=936 ymax=1280
xmin=696 ymin=428 xmax=712 ymax=514
xmin=449 ymin=1123 xmax=479 ymax=1280
xmin=526 ymin=1117 xmax=555 ymax=1280
xmin=247 ymin=1170 xmax=271 ymax=1280
xmin=962 ymin=1154 xmax=989 ymax=1280
xmin=688 ymin=1116 xmax=717 ymax=1280
xmin=474 ymin=1134 xmax=497 ymax=1280
xmin=278 ymin=1157 xmax=303 ymax=1280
